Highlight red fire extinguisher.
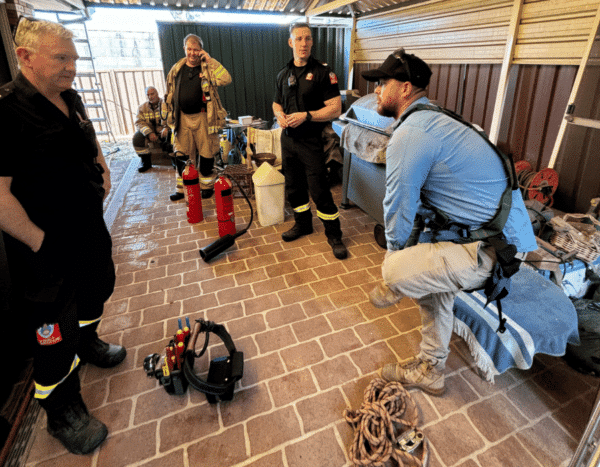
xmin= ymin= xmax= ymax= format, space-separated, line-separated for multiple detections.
xmin=183 ymin=161 xmax=203 ymax=224
xmin=215 ymin=176 xmax=236 ymax=237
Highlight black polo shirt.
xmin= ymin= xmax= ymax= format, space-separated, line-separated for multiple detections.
xmin=274 ymin=55 xmax=340 ymax=138
xmin=0 ymin=73 xmax=106 ymax=242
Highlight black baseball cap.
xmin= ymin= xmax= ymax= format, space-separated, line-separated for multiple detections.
xmin=362 ymin=48 xmax=432 ymax=89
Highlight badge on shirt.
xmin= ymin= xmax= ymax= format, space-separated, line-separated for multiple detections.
xmin=329 ymin=72 xmax=338 ymax=84
xmin=306 ymin=73 xmax=314 ymax=81
xmin=36 ymin=323 xmax=63 ymax=346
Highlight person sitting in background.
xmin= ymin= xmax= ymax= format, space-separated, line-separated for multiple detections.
xmin=132 ymin=85 xmax=171 ymax=173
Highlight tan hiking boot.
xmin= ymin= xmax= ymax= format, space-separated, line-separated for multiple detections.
xmin=380 ymin=358 xmax=445 ymax=395
xmin=369 ymin=283 xmax=403 ymax=308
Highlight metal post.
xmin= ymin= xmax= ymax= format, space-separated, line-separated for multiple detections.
xmin=569 ymin=384 xmax=600 ymax=467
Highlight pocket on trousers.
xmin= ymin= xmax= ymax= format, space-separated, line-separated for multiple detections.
xmin=438 ymin=242 xmax=481 ymax=291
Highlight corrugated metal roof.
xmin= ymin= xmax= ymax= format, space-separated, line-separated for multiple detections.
xmin=54 ymin=0 xmax=417 ymax=18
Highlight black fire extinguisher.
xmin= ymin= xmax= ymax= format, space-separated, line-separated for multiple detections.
xmin=215 ymin=175 xmax=235 ymax=237
xmin=183 ymin=161 xmax=203 ymax=224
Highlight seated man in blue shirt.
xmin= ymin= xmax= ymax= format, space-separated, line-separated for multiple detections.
xmin=362 ymin=49 xmax=536 ymax=395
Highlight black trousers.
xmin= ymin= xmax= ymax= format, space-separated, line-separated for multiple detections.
xmin=27 ymin=264 xmax=114 ymax=393
xmin=7 ymin=220 xmax=116 ymax=402
xmin=281 ymin=131 xmax=338 ymax=217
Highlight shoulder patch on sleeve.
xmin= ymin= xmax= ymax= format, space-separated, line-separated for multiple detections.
xmin=329 ymin=72 xmax=338 ymax=84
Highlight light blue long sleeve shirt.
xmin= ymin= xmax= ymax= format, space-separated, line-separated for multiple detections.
xmin=384 ymin=97 xmax=537 ymax=252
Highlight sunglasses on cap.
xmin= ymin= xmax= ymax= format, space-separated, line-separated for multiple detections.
xmin=392 ymin=48 xmax=412 ymax=84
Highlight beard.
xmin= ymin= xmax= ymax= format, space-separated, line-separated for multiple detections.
xmin=377 ymin=101 xmax=396 ymax=118
xmin=187 ymin=56 xmax=201 ymax=66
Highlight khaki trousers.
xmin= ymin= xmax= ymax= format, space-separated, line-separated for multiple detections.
xmin=382 ymin=241 xmax=496 ymax=369
xmin=174 ymin=111 xmax=211 ymax=164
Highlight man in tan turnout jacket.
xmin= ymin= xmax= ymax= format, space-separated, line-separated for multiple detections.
xmin=163 ymin=33 xmax=231 ymax=201
xmin=132 ymin=86 xmax=171 ymax=173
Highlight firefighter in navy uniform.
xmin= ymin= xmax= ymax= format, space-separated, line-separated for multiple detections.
xmin=273 ymin=22 xmax=348 ymax=260
xmin=0 ymin=18 xmax=126 ymax=455
xmin=132 ymin=85 xmax=171 ymax=173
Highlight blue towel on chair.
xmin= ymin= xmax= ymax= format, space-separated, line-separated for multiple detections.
xmin=453 ymin=267 xmax=580 ymax=382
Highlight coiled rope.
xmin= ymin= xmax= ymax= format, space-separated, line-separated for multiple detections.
xmin=343 ymin=378 xmax=428 ymax=467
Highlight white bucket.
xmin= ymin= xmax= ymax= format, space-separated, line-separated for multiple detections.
xmin=252 ymin=162 xmax=285 ymax=227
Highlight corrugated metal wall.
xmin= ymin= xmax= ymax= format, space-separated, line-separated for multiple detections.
xmin=351 ymin=0 xmax=599 ymax=212
xmin=499 ymin=65 xmax=577 ymax=170
xmin=353 ymin=0 xmax=597 ymax=65
xmin=353 ymin=0 xmax=512 ymax=65
xmin=555 ymin=124 xmax=600 ymax=213
xmin=354 ymin=62 xmax=574 ymax=162
xmin=157 ymin=22 xmax=347 ymax=124
xmin=553 ymin=59 xmax=600 ymax=213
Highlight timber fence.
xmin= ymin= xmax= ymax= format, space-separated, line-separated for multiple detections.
xmin=75 ymin=68 xmax=166 ymax=140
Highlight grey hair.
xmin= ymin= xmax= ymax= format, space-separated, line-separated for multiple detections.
xmin=289 ymin=22 xmax=310 ymax=36
xmin=183 ymin=34 xmax=203 ymax=50
xmin=145 ymin=85 xmax=158 ymax=94
xmin=14 ymin=17 xmax=73 ymax=51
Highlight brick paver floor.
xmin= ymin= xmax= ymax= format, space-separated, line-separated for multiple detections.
xmin=22 ymin=150 xmax=598 ymax=467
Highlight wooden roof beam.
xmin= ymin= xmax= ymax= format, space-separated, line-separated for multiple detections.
xmin=306 ymin=0 xmax=358 ymax=17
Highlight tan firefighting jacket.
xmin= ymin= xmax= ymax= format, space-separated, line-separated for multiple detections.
xmin=163 ymin=57 xmax=232 ymax=149
xmin=135 ymin=100 xmax=168 ymax=137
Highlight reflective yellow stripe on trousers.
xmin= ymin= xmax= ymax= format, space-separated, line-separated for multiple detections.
xmin=317 ymin=210 xmax=339 ymax=221
xmin=293 ymin=203 xmax=310 ymax=213
xmin=34 ymin=355 xmax=81 ymax=400
xmin=78 ymin=318 xmax=101 ymax=328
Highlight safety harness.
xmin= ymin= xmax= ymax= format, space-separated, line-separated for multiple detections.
xmin=183 ymin=319 xmax=244 ymax=403
xmin=143 ymin=318 xmax=243 ymax=403
xmin=400 ymin=104 xmax=521 ymax=333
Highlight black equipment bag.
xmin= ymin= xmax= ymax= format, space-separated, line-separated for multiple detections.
xmin=565 ymin=298 xmax=600 ymax=376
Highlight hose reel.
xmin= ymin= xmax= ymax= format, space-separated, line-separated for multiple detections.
xmin=515 ymin=160 xmax=559 ymax=207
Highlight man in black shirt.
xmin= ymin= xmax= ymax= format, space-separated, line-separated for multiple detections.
xmin=164 ymin=34 xmax=231 ymax=200
xmin=0 ymin=17 xmax=126 ymax=455
xmin=273 ymin=22 xmax=348 ymax=260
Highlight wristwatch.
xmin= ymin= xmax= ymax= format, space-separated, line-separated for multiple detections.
xmin=305 ymin=111 xmax=312 ymax=122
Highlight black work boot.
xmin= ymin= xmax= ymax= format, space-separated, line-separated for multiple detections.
xmin=282 ymin=210 xmax=313 ymax=242
xmin=328 ymin=237 xmax=348 ymax=260
xmin=46 ymin=394 xmax=108 ymax=455
xmin=79 ymin=331 xmax=126 ymax=368
xmin=138 ymin=154 xmax=152 ymax=173
xmin=323 ymin=218 xmax=348 ymax=259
